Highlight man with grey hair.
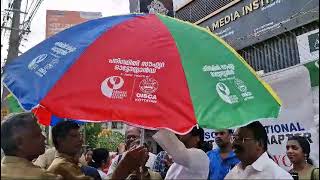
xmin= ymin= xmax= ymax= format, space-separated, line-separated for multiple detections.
xmin=106 ymin=125 xmax=160 ymax=179
xmin=106 ymin=126 xmax=141 ymax=178
xmin=1 ymin=112 xmax=60 ymax=179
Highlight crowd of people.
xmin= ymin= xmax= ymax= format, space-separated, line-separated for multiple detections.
xmin=1 ymin=112 xmax=319 ymax=180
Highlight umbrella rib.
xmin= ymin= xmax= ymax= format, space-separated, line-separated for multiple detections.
xmin=130 ymin=77 xmax=137 ymax=101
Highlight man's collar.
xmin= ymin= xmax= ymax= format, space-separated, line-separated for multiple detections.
xmin=251 ymin=152 xmax=268 ymax=172
xmin=228 ymin=151 xmax=237 ymax=159
xmin=216 ymin=147 xmax=238 ymax=159
xmin=1 ymin=156 xmax=35 ymax=166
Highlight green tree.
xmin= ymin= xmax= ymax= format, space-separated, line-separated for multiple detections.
xmin=84 ymin=123 xmax=102 ymax=148
xmin=98 ymin=130 xmax=125 ymax=152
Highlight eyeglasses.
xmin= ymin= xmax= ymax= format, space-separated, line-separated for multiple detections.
xmin=231 ymin=135 xmax=255 ymax=144
xmin=214 ymin=132 xmax=226 ymax=136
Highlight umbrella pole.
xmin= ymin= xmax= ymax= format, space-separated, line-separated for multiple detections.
xmin=48 ymin=126 xmax=53 ymax=146
xmin=140 ymin=128 xmax=145 ymax=146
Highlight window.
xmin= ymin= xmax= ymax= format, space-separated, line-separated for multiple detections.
xmin=111 ymin=122 xmax=124 ymax=129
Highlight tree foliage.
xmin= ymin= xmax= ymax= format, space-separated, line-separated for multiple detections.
xmin=84 ymin=124 xmax=125 ymax=152
xmin=84 ymin=123 xmax=102 ymax=148
xmin=98 ymin=129 xmax=125 ymax=152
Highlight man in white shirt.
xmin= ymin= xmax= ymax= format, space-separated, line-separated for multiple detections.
xmin=34 ymin=147 xmax=57 ymax=169
xmin=153 ymin=127 xmax=209 ymax=179
xmin=225 ymin=121 xmax=293 ymax=179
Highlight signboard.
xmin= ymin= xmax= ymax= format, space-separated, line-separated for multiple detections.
xmin=130 ymin=0 xmax=174 ymax=16
xmin=199 ymin=0 xmax=319 ymax=50
xmin=46 ymin=10 xmax=102 ymax=38
xmin=297 ymin=29 xmax=319 ymax=63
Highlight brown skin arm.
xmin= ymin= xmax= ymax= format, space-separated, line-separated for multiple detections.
xmin=111 ymin=146 xmax=148 ymax=180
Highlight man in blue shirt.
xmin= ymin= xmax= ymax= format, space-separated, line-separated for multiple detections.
xmin=207 ymin=129 xmax=240 ymax=180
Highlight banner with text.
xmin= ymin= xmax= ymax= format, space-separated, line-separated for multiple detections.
xmin=199 ymin=0 xmax=319 ymax=50
xmin=262 ymin=65 xmax=319 ymax=170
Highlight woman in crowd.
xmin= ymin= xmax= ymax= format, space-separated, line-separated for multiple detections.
xmin=286 ymin=136 xmax=319 ymax=180
xmin=88 ymin=148 xmax=110 ymax=180
xmin=85 ymin=148 xmax=94 ymax=165
xmin=152 ymin=151 xmax=173 ymax=179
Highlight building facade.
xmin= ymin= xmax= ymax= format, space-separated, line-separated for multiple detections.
xmin=102 ymin=122 xmax=126 ymax=134
xmin=175 ymin=0 xmax=319 ymax=73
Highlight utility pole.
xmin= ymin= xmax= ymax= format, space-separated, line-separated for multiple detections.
xmin=6 ymin=0 xmax=23 ymax=64
xmin=1 ymin=0 xmax=23 ymax=113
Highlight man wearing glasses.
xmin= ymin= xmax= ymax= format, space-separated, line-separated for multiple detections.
xmin=207 ymin=129 xmax=239 ymax=180
xmin=225 ymin=121 xmax=293 ymax=179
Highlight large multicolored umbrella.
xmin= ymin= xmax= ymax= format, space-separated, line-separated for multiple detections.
xmin=2 ymin=14 xmax=281 ymax=134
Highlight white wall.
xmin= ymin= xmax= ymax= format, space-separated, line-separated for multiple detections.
xmin=173 ymin=0 xmax=193 ymax=11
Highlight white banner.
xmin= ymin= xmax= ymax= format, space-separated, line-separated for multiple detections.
xmin=262 ymin=66 xmax=319 ymax=170
xmin=204 ymin=128 xmax=215 ymax=141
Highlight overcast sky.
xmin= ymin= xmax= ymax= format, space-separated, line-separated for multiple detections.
xmin=25 ymin=0 xmax=130 ymax=50
xmin=1 ymin=0 xmax=191 ymax=65
xmin=1 ymin=0 xmax=130 ymax=64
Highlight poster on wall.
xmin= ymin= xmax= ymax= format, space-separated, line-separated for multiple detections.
xmin=136 ymin=0 xmax=174 ymax=17
xmin=297 ymin=29 xmax=319 ymax=64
